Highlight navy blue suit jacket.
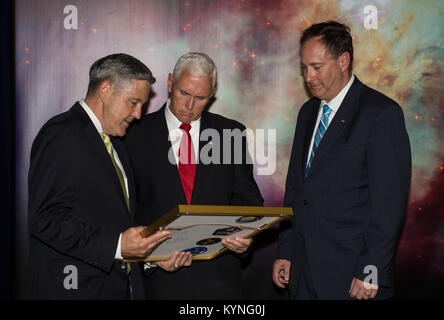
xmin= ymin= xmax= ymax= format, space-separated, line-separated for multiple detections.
xmin=276 ymin=77 xmax=411 ymax=299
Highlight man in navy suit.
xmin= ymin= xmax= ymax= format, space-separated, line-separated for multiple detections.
xmin=272 ymin=21 xmax=411 ymax=300
xmin=27 ymin=54 xmax=171 ymax=299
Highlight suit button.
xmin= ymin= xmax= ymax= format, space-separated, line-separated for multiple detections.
xmin=303 ymin=199 xmax=308 ymax=206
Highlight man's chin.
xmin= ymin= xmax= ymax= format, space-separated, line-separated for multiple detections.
xmin=120 ymin=121 xmax=131 ymax=135
xmin=120 ymin=126 xmax=129 ymax=136
xmin=109 ymin=131 xmax=125 ymax=137
xmin=309 ymin=90 xmax=325 ymax=100
xmin=111 ymin=127 xmax=127 ymax=137
xmin=178 ymin=115 xmax=193 ymax=124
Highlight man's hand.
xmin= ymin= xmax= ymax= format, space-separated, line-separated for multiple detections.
xmin=272 ymin=259 xmax=291 ymax=288
xmin=156 ymin=251 xmax=193 ymax=272
xmin=221 ymin=237 xmax=251 ymax=254
xmin=349 ymin=277 xmax=379 ymax=300
xmin=121 ymin=226 xmax=171 ymax=258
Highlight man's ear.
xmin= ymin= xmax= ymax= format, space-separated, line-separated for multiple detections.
xmin=97 ymin=80 xmax=113 ymax=103
xmin=167 ymin=73 xmax=173 ymax=95
xmin=339 ymin=52 xmax=351 ymax=73
xmin=210 ymin=85 xmax=217 ymax=98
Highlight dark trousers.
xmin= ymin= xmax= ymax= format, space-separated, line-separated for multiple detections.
xmin=291 ymin=242 xmax=318 ymax=300
xmin=290 ymin=244 xmax=392 ymax=300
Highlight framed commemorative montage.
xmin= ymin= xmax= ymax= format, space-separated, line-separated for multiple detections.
xmin=121 ymin=204 xmax=293 ymax=262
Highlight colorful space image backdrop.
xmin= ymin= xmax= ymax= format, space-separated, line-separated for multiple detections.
xmin=15 ymin=0 xmax=444 ymax=298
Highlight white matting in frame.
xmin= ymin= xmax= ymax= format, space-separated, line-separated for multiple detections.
xmin=121 ymin=204 xmax=293 ymax=262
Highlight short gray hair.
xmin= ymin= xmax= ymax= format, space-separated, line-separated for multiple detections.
xmin=172 ymin=52 xmax=217 ymax=89
xmin=86 ymin=53 xmax=156 ymax=96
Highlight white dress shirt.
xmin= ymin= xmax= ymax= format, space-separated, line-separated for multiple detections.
xmin=165 ymin=99 xmax=201 ymax=165
xmin=79 ymin=99 xmax=126 ymax=259
xmin=144 ymin=102 xmax=202 ymax=271
xmin=305 ymin=75 xmax=355 ymax=167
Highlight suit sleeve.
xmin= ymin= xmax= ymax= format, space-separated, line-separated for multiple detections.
xmin=28 ymin=123 xmax=118 ymax=273
xmin=275 ymin=117 xmax=301 ymax=261
xmin=354 ymin=104 xmax=411 ymax=287
xmin=230 ymin=124 xmax=264 ymax=207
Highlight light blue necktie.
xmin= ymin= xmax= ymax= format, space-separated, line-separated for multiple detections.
xmin=305 ymin=104 xmax=332 ymax=176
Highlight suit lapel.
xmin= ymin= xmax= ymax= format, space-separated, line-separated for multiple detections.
xmin=73 ymin=104 xmax=131 ymax=219
xmin=112 ymin=138 xmax=135 ymax=220
xmin=191 ymin=112 xmax=212 ymax=204
xmin=308 ymin=77 xmax=364 ymax=174
xmin=150 ymin=105 xmax=188 ymax=204
xmin=301 ymin=100 xmax=320 ymax=179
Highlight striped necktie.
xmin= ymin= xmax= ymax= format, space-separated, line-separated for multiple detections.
xmin=100 ymin=133 xmax=130 ymax=213
xmin=305 ymin=104 xmax=332 ymax=176
xmin=101 ymin=133 xmax=133 ymax=293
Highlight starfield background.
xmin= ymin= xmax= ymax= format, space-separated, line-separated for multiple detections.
xmin=14 ymin=0 xmax=444 ymax=298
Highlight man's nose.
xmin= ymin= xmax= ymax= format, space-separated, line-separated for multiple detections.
xmin=133 ymin=105 xmax=142 ymax=119
xmin=305 ymin=68 xmax=315 ymax=83
xmin=185 ymin=96 xmax=195 ymax=109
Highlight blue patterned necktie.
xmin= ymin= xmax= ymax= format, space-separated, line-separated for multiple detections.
xmin=305 ymin=104 xmax=332 ymax=176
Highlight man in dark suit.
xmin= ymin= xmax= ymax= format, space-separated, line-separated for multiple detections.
xmin=272 ymin=21 xmax=411 ymax=300
xmin=123 ymin=52 xmax=264 ymax=299
xmin=27 ymin=53 xmax=171 ymax=299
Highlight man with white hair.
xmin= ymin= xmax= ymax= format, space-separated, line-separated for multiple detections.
xmin=123 ymin=52 xmax=263 ymax=299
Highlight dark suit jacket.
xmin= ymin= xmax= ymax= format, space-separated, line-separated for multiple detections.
xmin=122 ymin=104 xmax=264 ymax=299
xmin=27 ymin=102 xmax=144 ymax=299
xmin=276 ymin=77 xmax=411 ymax=299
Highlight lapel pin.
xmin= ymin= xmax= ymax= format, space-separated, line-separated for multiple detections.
xmin=340 ymin=119 xmax=347 ymax=124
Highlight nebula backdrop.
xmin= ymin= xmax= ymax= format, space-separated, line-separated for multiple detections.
xmin=15 ymin=0 xmax=444 ymax=298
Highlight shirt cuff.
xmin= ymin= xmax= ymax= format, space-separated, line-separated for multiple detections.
xmin=115 ymin=233 xmax=123 ymax=259
xmin=144 ymin=262 xmax=157 ymax=270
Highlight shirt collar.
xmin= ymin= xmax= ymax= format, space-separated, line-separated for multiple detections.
xmin=320 ymin=74 xmax=355 ymax=112
xmin=79 ymin=99 xmax=104 ymax=134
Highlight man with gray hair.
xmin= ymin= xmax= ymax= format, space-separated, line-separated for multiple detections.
xmin=123 ymin=52 xmax=263 ymax=299
xmin=27 ymin=53 xmax=171 ymax=299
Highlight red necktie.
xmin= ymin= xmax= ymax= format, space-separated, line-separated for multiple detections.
xmin=178 ymin=123 xmax=196 ymax=204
